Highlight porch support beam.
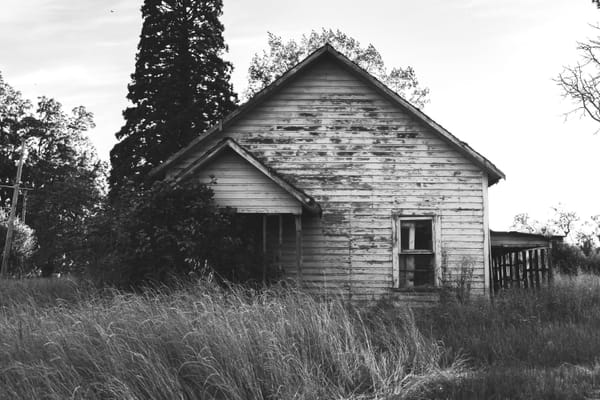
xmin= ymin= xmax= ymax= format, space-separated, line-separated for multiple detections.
xmin=278 ymin=215 xmax=283 ymax=274
xmin=295 ymin=214 xmax=303 ymax=284
xmin=262 ymin=214 xmax=267 ymax=283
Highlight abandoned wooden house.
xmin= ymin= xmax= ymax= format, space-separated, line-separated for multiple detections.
xmin=151 ymin=44 xmax=508 ymax=301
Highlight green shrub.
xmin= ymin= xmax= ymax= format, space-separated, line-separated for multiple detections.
xmin=0 ymin=208 xmax=37 ymax=276
xmin=87 ymin=181 xmax=270 ymax=287
xmin=553 ymin=242 xmax=600 ymax=274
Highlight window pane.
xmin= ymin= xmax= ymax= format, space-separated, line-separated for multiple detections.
xmin=400 ymin=219 xmax=432 ymax=251
xmin=414 ymin=254 xmax=435 ymax=286
xmin=414 ymin=220 xmax=432 ymax=250
xmin=400 ymin=226 xmax=410 ymax=250
xmin=398 ymin=254 xmax=435 ymax=287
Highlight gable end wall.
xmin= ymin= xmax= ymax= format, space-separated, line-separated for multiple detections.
xmin=168 ymin=58 xmax=488 ymax=300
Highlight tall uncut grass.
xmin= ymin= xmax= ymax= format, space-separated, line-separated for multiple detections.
xmin=0 ymin=280 xmax=454 ymax=400
xmin=414 ymin=274 xmax=600 ymax=399
xmin=2 ymin=275 xmax=600 ymax=399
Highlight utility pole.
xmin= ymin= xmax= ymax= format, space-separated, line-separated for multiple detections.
xmin=0 ymin=185 xmax=33 ymax=223
xmin=1 ymin=140 xmax=27 ymax=278
xmin=22 ymin=191 xmax=28 ymax=224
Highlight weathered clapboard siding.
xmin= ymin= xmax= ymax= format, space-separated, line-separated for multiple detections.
xmin=193 ymin=149 xmax=302 ymax=214
xmin=166 ymin=55 xmax=491 ymax=299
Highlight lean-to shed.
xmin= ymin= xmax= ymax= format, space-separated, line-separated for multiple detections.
xmin=151 ymin=44 xmax=505 ymax=301
xmin=490 ymin=231 xmax=562 ymax=293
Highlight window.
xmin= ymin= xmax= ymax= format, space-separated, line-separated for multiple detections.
xmin=393 ymin=215 xmax=440 ymax=288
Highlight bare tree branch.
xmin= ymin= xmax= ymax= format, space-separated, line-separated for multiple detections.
xmin=556 ymin=25 xmax=600 ymax=129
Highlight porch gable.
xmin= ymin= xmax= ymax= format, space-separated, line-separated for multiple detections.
xmin=179 ymin=138 xmax=320 ymax=215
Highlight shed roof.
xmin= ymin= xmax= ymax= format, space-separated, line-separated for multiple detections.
xmin=151 ymin=44 xmax=505 ymax=185
xmin=491 ymin=230 xmax=563 ymax=250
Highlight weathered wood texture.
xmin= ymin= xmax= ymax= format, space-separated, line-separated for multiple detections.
xmin=491 ymin=247 xmax=552 ymax=293
xmin=172 ymin=56 xmax=488 ymax=300
xmin=491 ymin=231 xmax=557 ymax=249
xmin=194 ymin=149 xmax=302 ymax=215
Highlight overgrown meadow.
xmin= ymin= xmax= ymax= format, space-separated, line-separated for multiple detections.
xmin=0 ymin=275 xmax=599 ymax=399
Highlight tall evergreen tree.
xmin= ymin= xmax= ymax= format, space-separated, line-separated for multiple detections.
xmin=110 ymin=0 xmax=237 ymax=193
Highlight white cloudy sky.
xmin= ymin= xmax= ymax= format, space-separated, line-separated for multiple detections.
xmin=1 ymin=0 xmax=599 ymax=229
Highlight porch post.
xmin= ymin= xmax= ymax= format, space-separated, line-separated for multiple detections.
xmin=262 ymin=214 xmax=267 ymax=283
xmin=278 ymin=215 xmax=283 ymax=273
xmin=295 ymin=214 xmax=303 ymax=284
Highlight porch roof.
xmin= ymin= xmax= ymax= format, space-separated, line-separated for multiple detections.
xmin=491 ymin=230 xmax=563 ymax=250
xmin=172 ymin=138 xmax=321 ymax=215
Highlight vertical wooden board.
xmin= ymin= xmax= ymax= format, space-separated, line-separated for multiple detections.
xmin=528 ymin=250 xmax=536 ymax=288
xmin=434 ymin=215 xmax=442 ymax=286
xmin=540 ymin=248 xmax=547 ymax=284
xmin=512 ymin=252 xmax=519 ymax=288
xmin=262 ymin=214 xmax=267 ymax=282
xmin=491 ymin=255 xmax=498 ymax=293
xmin=534 ymin=249 xmax=541 ymax=288
xmin=548 ymin=245 xmax=554 ymax=283
xmin=278 ymin=215 xmax=283 ymax=273
xmin=295 ymin=214 xmax=303 ymax=284
xmin=521 ymin=251 xmax=528 ymax=289
xmin=482 ymin=174 xmax=491 ymax=296
xmin=391 ymin=216 xmax=399 ymax=288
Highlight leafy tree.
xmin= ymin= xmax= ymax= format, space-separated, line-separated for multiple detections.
xmin=510 ymin=212 xmax=555 ymax=235
xmin=245 ymin=29 xmax=430 ymax=108
xmin=509 ymin=205 xmax=600 ymax=273
xmin=88 ymin=180 xmax=264 ymax=286
xmin=511 ymin=205 xmax=580 ymax=240
xmin=0 ymin=73 xmax=106 ymax=276
xmin=550 ymin=204 xmax=579 ymax=239
xmin=110 ymin=0 xmax=238 ymax=194
xmin=510 ymin=213 xmax=538 ymax=233
xmin=575 ymin=230 xmax=596 ymax=256
xmin=576 ymin=215 xmax=600 ymax=255
xmin=0 ymin=72 xmax=31 ymax=193
xmin=0 ymin=208 xmax=36 ymax=276
xmin=592 ymin=214 xmax=600 ymax=243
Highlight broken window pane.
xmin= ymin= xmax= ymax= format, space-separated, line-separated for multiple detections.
xmin=396 ymin=217 xmax=436 ymax=288
xmin=400 ymin=219 xmax=432 ymax=251
xmin=398 ymin=254 xmax=435 ymax=287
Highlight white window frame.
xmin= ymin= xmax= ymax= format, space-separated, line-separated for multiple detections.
xmin=392 ymin=213 xmax=442 ymax=288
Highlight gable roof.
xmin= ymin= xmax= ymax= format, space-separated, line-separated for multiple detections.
xmin=151 ymin=44 xmax=505 ymax=185
xmin=175 ymin=138 xmax=321 ymax=214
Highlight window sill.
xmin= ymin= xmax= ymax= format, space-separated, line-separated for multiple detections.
xmin=392 ymin=286 xmax=441 ymax=293
xmin=399 ymin=250 xmax=434 ymax=255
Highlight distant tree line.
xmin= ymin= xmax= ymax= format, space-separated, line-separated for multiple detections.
xmin=512 ymin=205 xmax=600 ymax=274
xmin=0 ymin=72 xmax=105 ymax=277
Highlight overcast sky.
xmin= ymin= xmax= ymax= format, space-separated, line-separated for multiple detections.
xmin=1 ymin=0 xmax=599 ymax=229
